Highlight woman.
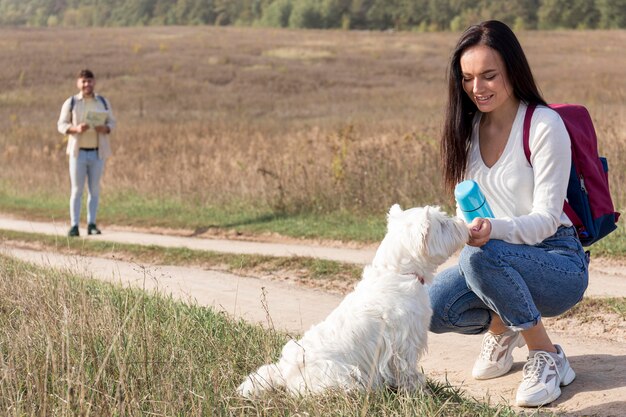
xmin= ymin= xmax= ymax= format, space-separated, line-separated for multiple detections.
xmin=429 ymin=20 xmax=588 ymax=407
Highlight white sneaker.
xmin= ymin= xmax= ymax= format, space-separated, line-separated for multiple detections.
xmin=516 ymin=344 xmax=576 ymax=407
xmin=472 ymin=329 xmax=525 ymax=380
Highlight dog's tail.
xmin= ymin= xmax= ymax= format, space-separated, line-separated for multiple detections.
xmin=237 ymin=363 xmax=286 ymax=398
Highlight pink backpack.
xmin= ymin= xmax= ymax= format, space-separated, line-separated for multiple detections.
xmin=523 ymin=103 xmax=620 ymax=246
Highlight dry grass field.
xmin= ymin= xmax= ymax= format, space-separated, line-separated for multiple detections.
xmin=0 ymin=26 xmax=624 ymax=215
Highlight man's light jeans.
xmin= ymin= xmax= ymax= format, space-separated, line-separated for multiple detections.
xmin=69 ymin=149 xmax=104 ymax=227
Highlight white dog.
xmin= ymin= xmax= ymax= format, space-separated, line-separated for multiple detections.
xmin=237 ymin=204 xmax=468 ymax=398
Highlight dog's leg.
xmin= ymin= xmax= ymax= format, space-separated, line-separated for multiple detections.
xmin=379 ymin=318 xmax=430 ymax=392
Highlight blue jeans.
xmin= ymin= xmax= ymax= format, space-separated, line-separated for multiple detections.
xmin=69 ymin=149 xmax=104 ymax=226
xmin=429 ymin=226 xmax=588 ymax=334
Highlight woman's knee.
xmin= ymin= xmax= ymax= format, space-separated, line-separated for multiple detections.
xmin=460 ymin=242 xmax=496 ymax=266
xmin=459 ymin=242 xmax=509 ymax=284
xmin=429 ymin=266 xmax=491 ymax=335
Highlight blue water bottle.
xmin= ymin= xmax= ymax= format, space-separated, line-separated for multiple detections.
xmin=455 ymin=180 xmax=494 ymax=222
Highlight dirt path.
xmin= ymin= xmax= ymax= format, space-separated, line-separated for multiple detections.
xmin=1 ymin=215 xmax=625 ymax=416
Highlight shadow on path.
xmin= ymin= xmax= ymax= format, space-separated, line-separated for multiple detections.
xmin=570 ymin=401 xmax=626 ymax=417
xmin=555 ymin=354 xmax=626 ymax=404
xmin=190 ymin=213 xmax=289 ymax=236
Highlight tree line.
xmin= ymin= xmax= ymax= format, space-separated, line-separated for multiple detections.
xmin=1 ymin=0 xmax=624 ymax=30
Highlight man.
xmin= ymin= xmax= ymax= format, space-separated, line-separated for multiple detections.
xmin=57 ymin=69 xmax=116 ymax=237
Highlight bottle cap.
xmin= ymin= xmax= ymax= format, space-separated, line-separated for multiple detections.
xmin=455 ymin=180 xmax=487 ymax=212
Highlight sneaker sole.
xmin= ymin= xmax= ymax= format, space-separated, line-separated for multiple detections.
xmin=473 ymin=334 xmax=526 ymax=380
xmin=516 ymin=386 xmax=562 ymax=407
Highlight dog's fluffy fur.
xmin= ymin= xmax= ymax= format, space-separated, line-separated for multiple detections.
xmin=237 ymin=205 xmax=468 ymax=397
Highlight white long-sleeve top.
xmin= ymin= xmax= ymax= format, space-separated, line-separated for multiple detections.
xmin=461 ymin=102 xmax=572 ymax=245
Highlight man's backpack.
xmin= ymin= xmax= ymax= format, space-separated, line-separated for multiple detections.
xmin=523 ymin=103 xmax=620 ymax=246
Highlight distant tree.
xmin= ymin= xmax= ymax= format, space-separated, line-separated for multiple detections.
xmin=289 ymin=0 xmax=323 ymax=28
xmin=513 ymin=16 xmax=526 ymax=30
xmin=214 ymin=0 xmax=241 ymax=25
xmin=234 ymin=0 xmax=260 ymax=25
xmin=260 ymin=0 xmax=293 ymax=27
xmin=0 ymin=0 xmax=27 ymax=25
xmin=62 ymin=8 xmax=81 ymax=26
xmin=47 ymin=14 xmax=60 ymax=26
xmin=345 ymin=0 xmax=370 ymax=29
xmin=28 ymin=7 xmax=49 ymax=26
xmin=427 ymin=0 xmax=452 ymax=30
xmin=596 ymin=0 xmax=626 ymax=28
xmin=364 ymin=0 xmax=394 ymax=30
xmin=538 ymin=0 xmax=566 ymax=28
xmin=365 ymin=0 xmax=427 ymax=30
xmin=168 ymin=0 xmax=215 ymax=25
xmin=538 ymin=0 xmax=600 ymax=28
xmin=396 ymin=0 xmax=429 ymax=28
xmin=1 ymin=0 xmax=625 ymax=29
xmin=449 ymin=8 xmax=481 ymax=31
xmin=108 ymin=0 xmax=156 ymax=26
xmin=481 ymin=0 xmax=539 ymax=29
xmin=153 ymin=0 xmax=175 ymax=24
xmin=446 ymin=0 xmax=539 ymax=30
xmin=571 ymin=0 xmax=600 ymax=28
xmin=319 ymin=0 xmax=351 ymax=28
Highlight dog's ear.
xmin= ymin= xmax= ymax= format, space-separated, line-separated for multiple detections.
xmin=389 ymin=204 xmax=402 ymax=216
xmin=400 ymin=207 xmax=431 ymax=260
xmin=388 ymin=204 xmax=402 ymax=218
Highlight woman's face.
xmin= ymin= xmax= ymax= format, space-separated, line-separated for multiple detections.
xmin=460 ymin=44 xmax=515 ymax=113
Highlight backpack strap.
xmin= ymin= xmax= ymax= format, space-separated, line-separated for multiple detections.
xmin=96 ymin=94 xmax=109 ymax=111
xmin=522 ymin=103 xmax=584 ymax=232
xmin=522 ymin=103 xmax=536 ymax=164
xmin=67 ymin=95 xmax=76 ymax=125
xmin=70 ymin=95 xmax=108 ymax=111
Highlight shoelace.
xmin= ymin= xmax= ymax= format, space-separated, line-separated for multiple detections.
xmin=479 ymin=333 xmax=504 ymax=361
xmin=522 ymin=352 xmax=560 ymax=383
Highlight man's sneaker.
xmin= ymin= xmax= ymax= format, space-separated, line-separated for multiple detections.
xmin=68 ymin=225 xmax=79 ymax=237
xmin=87 ymin=223 xmax=101 ymax=235
xmin=472 ymin=329 xmax=525 ymax=380
xmin=516 ymin=344 xmax=576 ymax=407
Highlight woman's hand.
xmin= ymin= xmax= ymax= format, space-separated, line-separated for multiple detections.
xmin=467 ymin=217 xmax=491 ymax=247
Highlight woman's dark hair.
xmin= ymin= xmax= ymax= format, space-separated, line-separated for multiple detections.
xmin=78 ymin=69 xmax=95 ymax=79
xmin=441 ymin=20 xmax=547 ymax=194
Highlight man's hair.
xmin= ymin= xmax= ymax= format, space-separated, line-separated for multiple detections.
xmin=78 ymin=69 xmax=95 ymax=79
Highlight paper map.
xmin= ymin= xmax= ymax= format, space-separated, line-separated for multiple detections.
xmin=85 ymin=111 xmax=107 ymax=127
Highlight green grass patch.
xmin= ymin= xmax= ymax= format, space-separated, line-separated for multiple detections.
xmin=0 ymin=254 xmax=529 ymax=416
xmin=0 ymin=228 xmax=363 ymax=284
xmin=586 ymin=225 xmax=626 ymax=257
xmin=0 ymin=186 xmax=387 ymax=243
